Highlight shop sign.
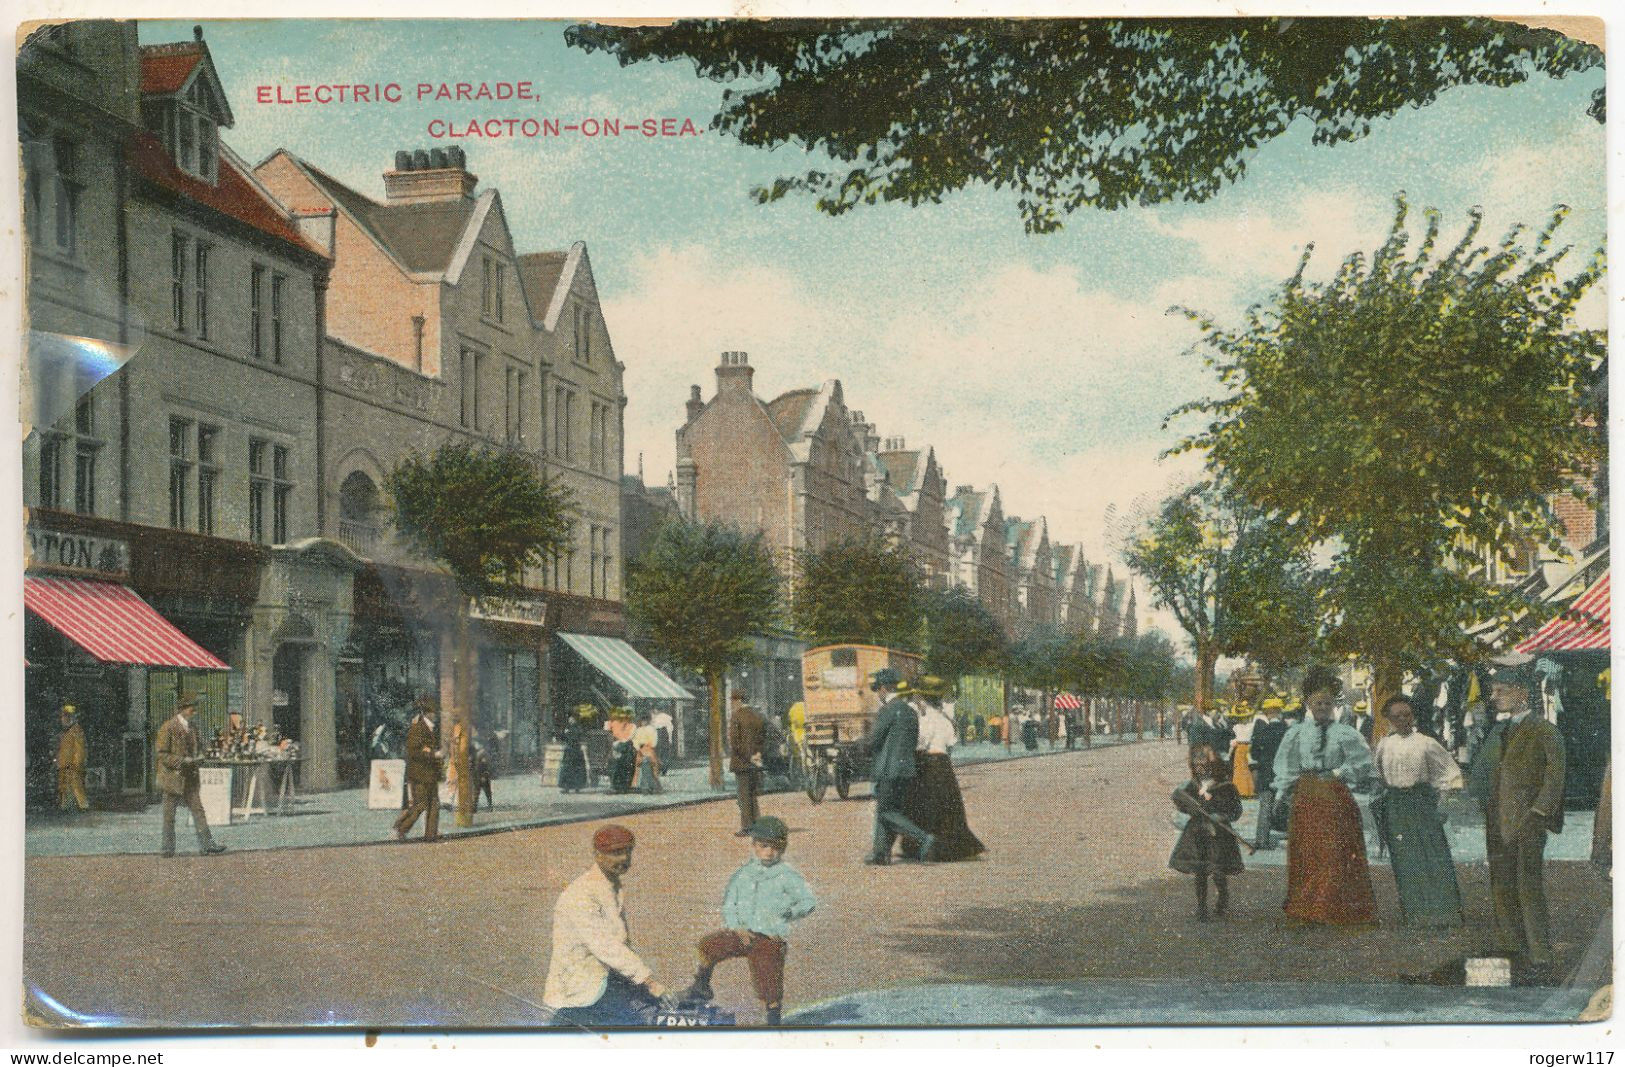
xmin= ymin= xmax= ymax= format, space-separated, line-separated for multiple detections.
xmin=25 ymin=525 xmax=130 ymax=579
xmin=470 ymin=595 xmax=548 ymax=627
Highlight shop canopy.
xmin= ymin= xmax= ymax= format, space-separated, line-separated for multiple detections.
xmin=1516 ymin=570 xmax=1610 ymax=654
xmin=24 ymin=576 xmax=228 ymax=670
xmin=556 ymin=632 xmax=691 ymax=700
xmin=1054 ymin=693 xmax=1081 ymax=710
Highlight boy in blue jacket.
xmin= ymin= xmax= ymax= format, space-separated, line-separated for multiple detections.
xmin=681 ymin=815 xmax=816 ymax=1025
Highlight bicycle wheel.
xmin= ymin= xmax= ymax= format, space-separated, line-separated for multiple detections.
xmin=834 ymin=757 xmax=852 ymax=800
xmin=807 ymin=756 xmax=828 ymax=804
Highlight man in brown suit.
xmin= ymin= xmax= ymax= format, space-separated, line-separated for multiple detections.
xmin=56 ymin=705 xmax=88 ymax=812
xmin=156 ymin=693 xmax=225 ymax=856
xmin=728 ymin=690 xmax=766 ymax=837
xmin=1481 ymin=658 xmax=1566 ymax=966
xmin=394 ymin=697 xmax=444 ymax=842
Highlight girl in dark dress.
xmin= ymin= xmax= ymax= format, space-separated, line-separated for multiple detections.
xmin=558 ymin=714 xmax=589 ymax=793
xmin=1170 ymin=745 xmax=1244 ymax=921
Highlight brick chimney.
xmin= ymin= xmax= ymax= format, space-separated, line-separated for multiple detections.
xmin=715 ymin=351 xmax=754 ymax=397
xmin=883 ymin=436 xmax=906 ymax=452
xmin=685 ymin=384 xmax=704 ymax=423
xmin=383 ymin=146 xmax=477 ymax=204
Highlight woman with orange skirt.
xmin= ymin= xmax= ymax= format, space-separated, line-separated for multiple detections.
xmin=1231 ymin=713 xmax=1256 ymax=799
xmin=1271 ymin=666 xmax=1377 ymax=925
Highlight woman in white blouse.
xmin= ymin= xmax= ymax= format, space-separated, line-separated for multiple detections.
xmin=902 ymin=676 xmax=986 ymax=862
xmin=1372 ymin=694 xmax=1464 ymax=927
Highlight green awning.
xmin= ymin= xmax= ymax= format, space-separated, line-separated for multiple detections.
xmin=557 ymin=633 xmax=692 ymax=700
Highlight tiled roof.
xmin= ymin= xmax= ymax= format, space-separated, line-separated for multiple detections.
xmin=766 ymin=389 xmax=818 ymax=442
xmin=950 ymin=490 xmax=984 ymax=538
xmin=128 ymin=132 xmax=319 ymax=256
xmin=517 ymin=252 xmax=568 ymax=317
xmin=878 ymin=449 xmax=920 ymax=493
xmin=302 ymin=161 xmax=476 ymax=273
xmin=139 ymin=46 xmax=202 ymax=95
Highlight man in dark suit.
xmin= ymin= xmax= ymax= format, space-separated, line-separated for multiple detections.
xmin=1343 ymin=700 xmax=1375 ymax=745
xmin=1473 ymin=658 xmax=1565 ymax=966
xmin=393 ymin=696 xmax=444 ymax=842
xmin=1186 ymin=706 xmax=1234 ymax=760
xmin=729 ymin=690 xmax=766 ymax=837
xmin=1248 ymin=697 xmax=1290 ymax=849
xmin=866 ymin=670 xmax=934 ymax=865
xmin=156 ymin=693 xmax=225 ymax=856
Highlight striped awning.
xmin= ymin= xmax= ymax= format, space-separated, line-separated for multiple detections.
xmin=557 ymin=632 xmax=691 ymax=700
xmin=24 ymin=576 xmax=228 ymax=669
xmin=1054 ymin=692 xmax=1081 ymax=710
xmin=1517 ymin=571 xmax=1610 ymax=653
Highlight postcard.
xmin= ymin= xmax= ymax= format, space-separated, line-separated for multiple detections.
xmin=12 ymin=10 xmax=1612 ymax=1037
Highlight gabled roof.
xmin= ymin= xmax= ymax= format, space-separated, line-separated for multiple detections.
xmin=299 ymin=160 xmax=482 ymax=274
xmin=517 ymin=252 xmax=568 ymax=320
xmin=139 ymin=39 xmax=233 ymax=127
xmin=129 ymin=132 xmax=320 ymax=256
xmin=877 ymin=449 xmax=922 ymax=495
xmin=949 ymin=489 xmax=985 ymax=539
xmin=767 ymin=389 xmax=819 ymax=442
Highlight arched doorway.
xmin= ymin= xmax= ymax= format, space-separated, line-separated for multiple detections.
xmin=271 ymin=643 xmax=306 ymax=743
xmin=338 ymin=471 xmax=381 ymax=555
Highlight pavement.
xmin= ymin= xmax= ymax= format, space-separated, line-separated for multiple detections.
xmin=22 ymin=740 xmax=1611 ymax=1031
xmin=23 ymin=734 xmax=1150 ymax=858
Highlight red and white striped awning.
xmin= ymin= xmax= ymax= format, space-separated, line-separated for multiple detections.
xmin=1054 ymin=692 xmax=1081 ymax=710
xmin=24 ymin=576 xmax=228 ymax=670
xmin=1517 ymin=571 xmax=1610 ymax=654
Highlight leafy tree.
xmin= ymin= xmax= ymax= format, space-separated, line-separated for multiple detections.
xmin=1009 ymin=624 xmax=1070 ymax=693
xmin=625 ymin=521 xmax=783 ymax=787
xmin=386 ymin=441 xmax=575 ymax=826
xmin=920 ymin=587 xmax=1008 ymax=681
xmin=1171 ymin=197 xmax=1605 ymax=735
xmin=1124 ymin=481 xmax=1316 ymax=713
xmin=566 ymin=18 xmax=1600 ymax=233
xmin=791 ymin=535 xmax=924 ymax=651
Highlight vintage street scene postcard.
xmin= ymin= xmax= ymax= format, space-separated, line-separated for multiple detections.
xmin=10 ymin=9 xmax=1615 ymax=1040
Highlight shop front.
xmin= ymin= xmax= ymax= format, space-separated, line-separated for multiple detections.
xmin=24 ymin=520 xmax=231 ymax=806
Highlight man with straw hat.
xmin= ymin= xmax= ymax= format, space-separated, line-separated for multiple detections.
xmin=56 ymin=704 xmax=88 ymax=812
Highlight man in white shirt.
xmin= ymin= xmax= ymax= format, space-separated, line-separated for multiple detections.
xmin=544 ymin=825 xmax=667 ymax=1026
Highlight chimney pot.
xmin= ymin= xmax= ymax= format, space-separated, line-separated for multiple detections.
xmin=449 ymin=146 xmax=467 ymax=169
xmin=193 ymin=24 xmax=203 ymax=41
xmin=429 ymin=147 xmax=449 ymax=169
xmin=394 ymin=150 xmax=412 ymax=171
xmin=412 ymin=149 xmax=430 ymax=170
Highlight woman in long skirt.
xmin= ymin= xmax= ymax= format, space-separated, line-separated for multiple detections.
xmin=905 ymin=678 xmax=986 ymax=861
xmin=558 ymin=714 xmax=588 ymax=793
xmin=1276 ymin=667 xmax=1378 ymax=925
xmin=1372 ymin=695 xmax=1463 ymax=927
xmin=1231 ymin=710 xmax=1256 ymax=799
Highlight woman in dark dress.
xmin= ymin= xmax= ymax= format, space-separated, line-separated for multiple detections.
xmin=1170 ymin=745 xmax=1244 ymax=920
xmin=558 ymin=713 xmax=589 ymax=793
xmin=905 ymin=678 xmax=986 ymax=862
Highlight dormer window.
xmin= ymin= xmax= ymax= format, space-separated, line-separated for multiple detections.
xmin=162 ymin=87 xmax=218 ymax=182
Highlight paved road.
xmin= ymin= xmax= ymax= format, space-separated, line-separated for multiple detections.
xmin=23 ymin=740 xmax=1610 ymax=1030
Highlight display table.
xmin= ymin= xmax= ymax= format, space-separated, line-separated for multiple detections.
xmin=197 ymin=758 xmax=300 ymax=821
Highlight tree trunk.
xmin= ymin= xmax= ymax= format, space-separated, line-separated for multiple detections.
xmin=707 ymin=667 xmax=725 ymax=789
xmin=1371 ymin=658 xmax=1403 ymax=746
xmin=1195 ymin=641 xmax=1218 ymax=713
xmin=453 ymin=608 xmax=475 ymax=828
xmin=1083 ymin=697 xmax=1093 ymax=748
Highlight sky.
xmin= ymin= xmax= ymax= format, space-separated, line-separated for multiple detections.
xmin=140 ymin=16 xmax=1608 ymax=647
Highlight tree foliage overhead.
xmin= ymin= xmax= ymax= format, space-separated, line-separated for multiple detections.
xmin=1169 ymin=196 xmax=1606 ymax=673
xmin=1009 ymin=624 xmax=1070 ymax=691
xmin=625 ymin=521 xmax=783 ymax=678
xmin=566 ymin=17 xmax=1601 ymax=233
xmin=920 ymin=587 xmax=1007 ymax=680
xmin=386 ymin=441 xmax=575 ymax=597
xmin=791 ymin=535 xmax=924 ymax=650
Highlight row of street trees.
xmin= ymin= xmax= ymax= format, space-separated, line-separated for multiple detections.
xmin=626 ymin=525 xmax=1191 ymax=784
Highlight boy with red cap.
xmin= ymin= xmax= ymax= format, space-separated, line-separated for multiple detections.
xmin=544 ymin=824 xmax=668 ymax=1026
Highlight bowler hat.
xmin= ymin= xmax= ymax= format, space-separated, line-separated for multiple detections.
xmin=869 ymin=667 xmax=903 ymax=691
xmin=747 ymin=816 xmax=789 ymax=843
xmin=593 ymin=824 xmax=635 ymax=853
xmin=176 ymin=692 xmax=198 ymax=710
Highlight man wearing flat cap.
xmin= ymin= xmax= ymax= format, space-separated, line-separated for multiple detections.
xmin=1469 ymin=656 xmax=1566 ymax=966
xmin=865 ymin=668 xmax=934 ymax=865
xmin=544 ymin=824 xmax=667 ymax=1026
xmin=56 ymin=705 xmax=88 ymax=812
xmin=393 ymin=696 xmax=443 ymax=842
xmin=155 ymin=693 xmax=225 ymax=856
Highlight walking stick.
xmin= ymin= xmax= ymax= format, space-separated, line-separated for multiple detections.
xmin=1174 ymin=790 xmax=1258 ymax=856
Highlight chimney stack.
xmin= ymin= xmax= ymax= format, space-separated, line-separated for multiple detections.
xmin=883 ymin=435 xmax=906 ymax=452
xmin=383 ymin=145 xmax=477 ymax=204
xmin=715 ymin=351 xmax=754 ymax=397
xmin=685 ymin=384 xmax=704 ymax=423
